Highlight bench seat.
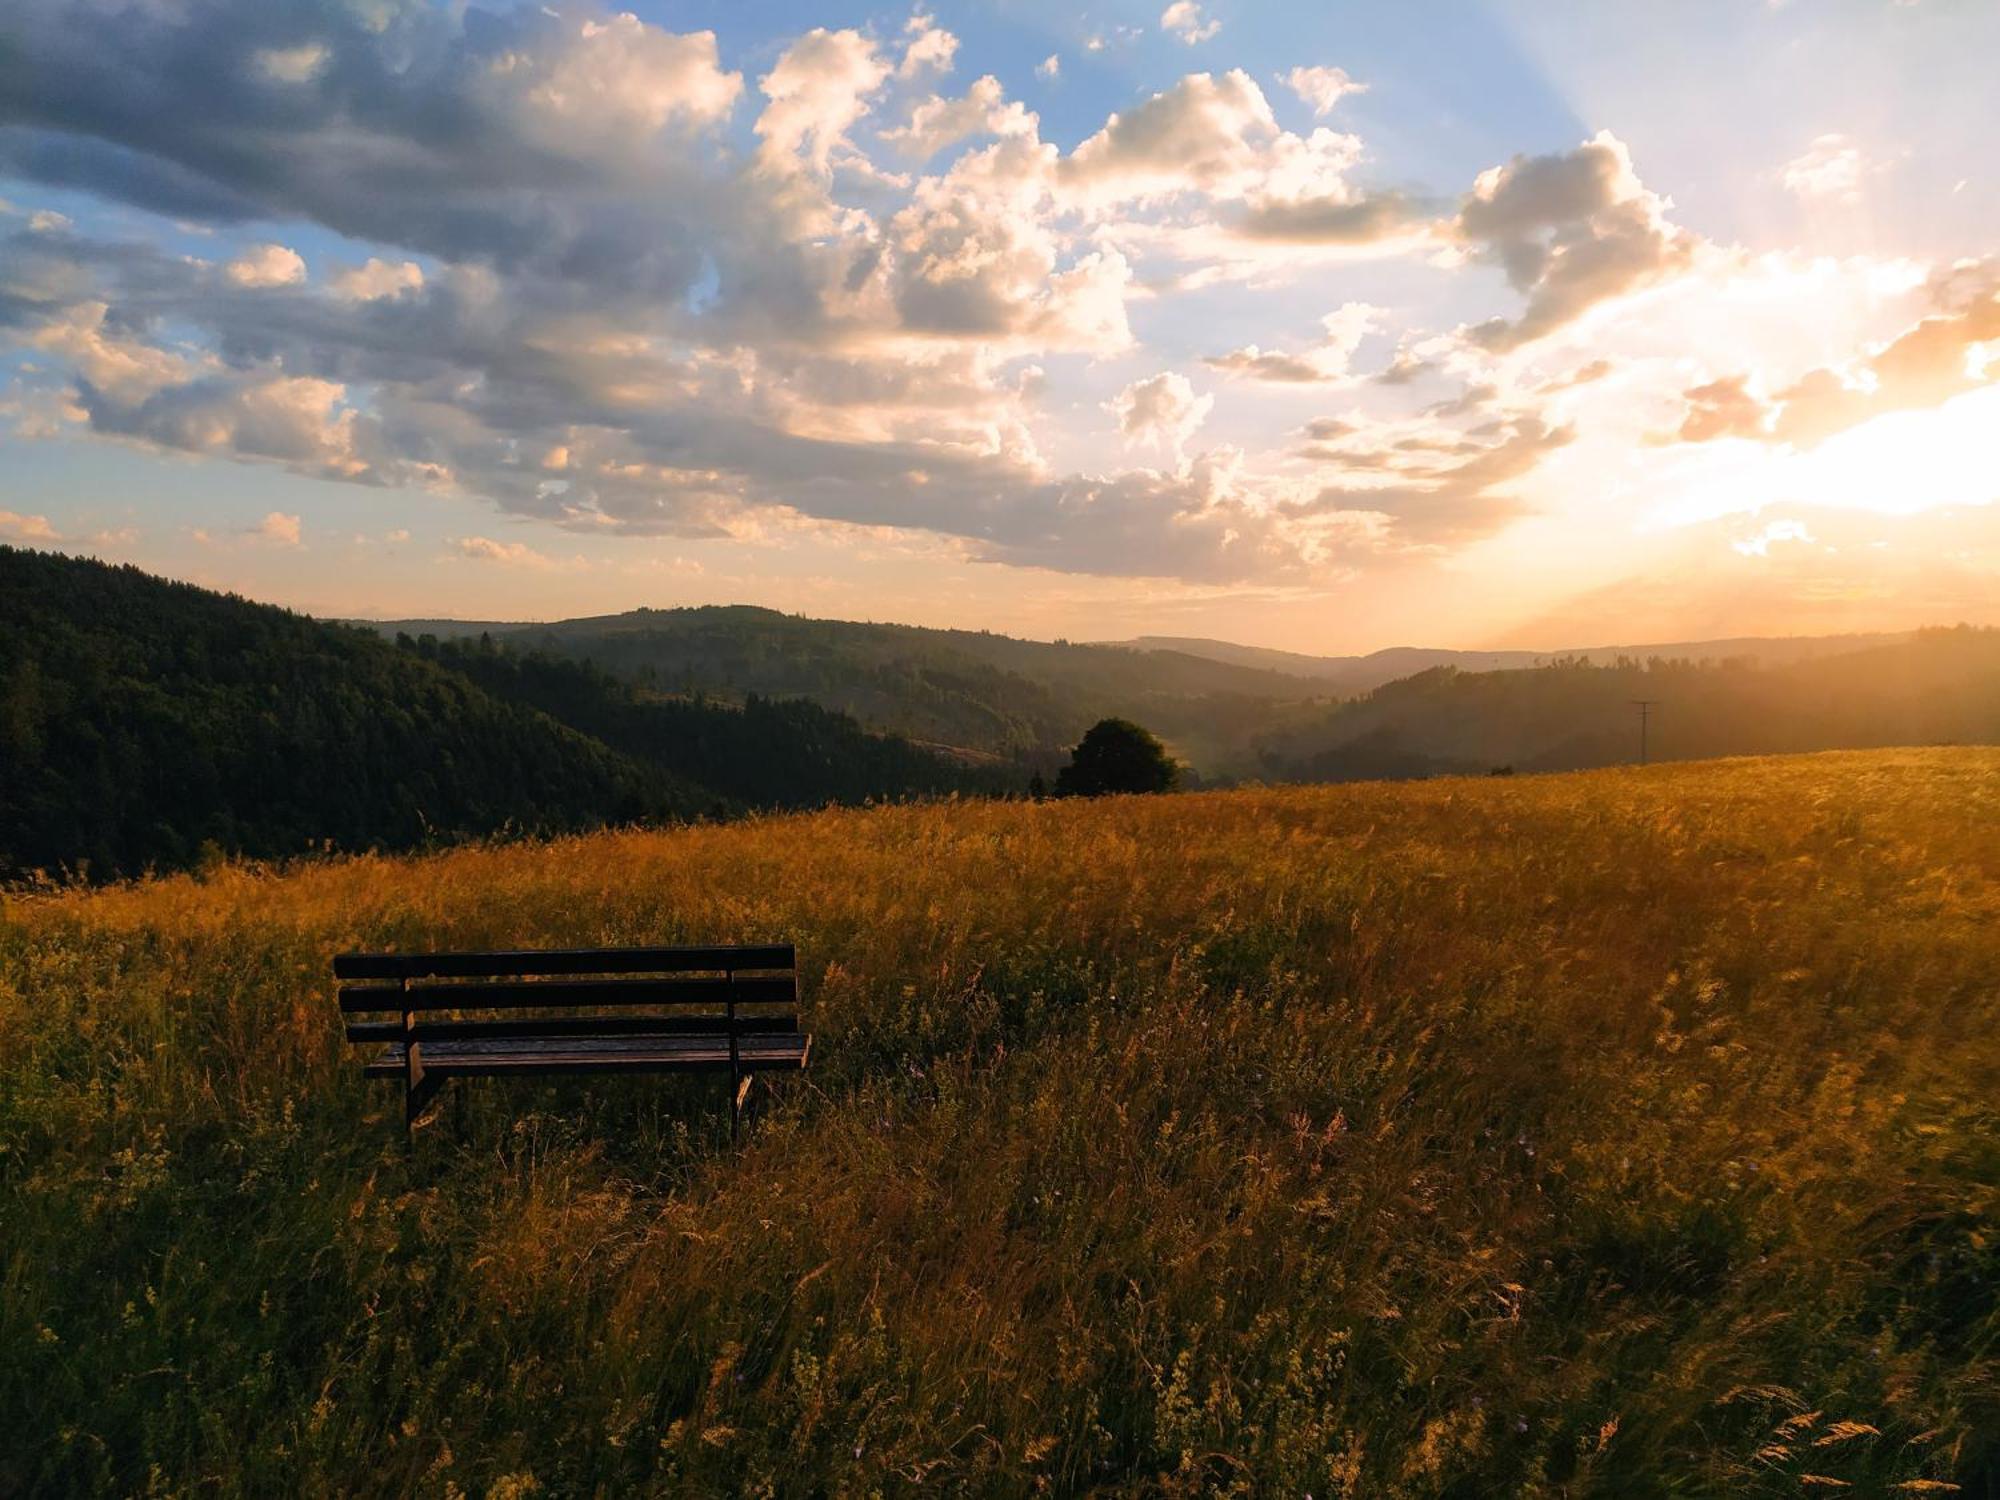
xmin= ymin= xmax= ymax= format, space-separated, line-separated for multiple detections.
xmin=360 ymin=1032 xmax=812 ymax=1077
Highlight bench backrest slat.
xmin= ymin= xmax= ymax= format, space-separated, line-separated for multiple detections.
xmin=345 ymin=1014 xmax=803 ymax=1044
xmin=337 ymin=974 xmax=797 ymax=1014
xmin=332 ymin=943 xmax=795 ymax=981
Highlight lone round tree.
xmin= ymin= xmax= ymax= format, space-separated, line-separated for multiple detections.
xmin=1054 ymin=718 xmax=1180 ymax=797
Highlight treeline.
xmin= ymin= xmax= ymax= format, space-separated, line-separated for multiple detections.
xmin=382 ymin=605 xmax=1333 ymax=774
xmin=0 ymin=549 xmax=1007 ymax=881
xmin=1253 ymin=628 xmax=2000 ymax=781
xmin=402 ymin=633 xmax=1018 ymax=811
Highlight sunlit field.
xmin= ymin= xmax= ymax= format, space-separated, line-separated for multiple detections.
xmin=3 ymin=749 xmax=1995 ymax=1496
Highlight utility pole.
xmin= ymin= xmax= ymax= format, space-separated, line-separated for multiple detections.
xmin=1630 ymin=699 xmax=1658 ymax=765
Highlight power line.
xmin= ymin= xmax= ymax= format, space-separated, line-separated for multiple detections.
xmin=1630 ymin=699 xmax=1658 ymax=765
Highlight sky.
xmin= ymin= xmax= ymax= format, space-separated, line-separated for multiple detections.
xmin=0 ymin=0 xmax=1995 ymax=653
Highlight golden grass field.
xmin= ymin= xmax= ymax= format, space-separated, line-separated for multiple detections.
xmin=3 ymin=748 xmax=1996 ymax=1496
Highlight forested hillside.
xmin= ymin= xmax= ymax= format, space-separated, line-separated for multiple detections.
xmin=368 ymin=605 xmax=1333 ymax=772
xmin=1254 ymin=627 xmax=2000 ymax=780
xmin=404 ymin=634 xmax=1017 ymax=810
xmin=0 ymin=550 xmax=1005 ymax=880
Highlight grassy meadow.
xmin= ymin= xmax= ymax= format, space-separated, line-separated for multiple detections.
xmin=2 ymin=748 xmax=1996 ymax=1496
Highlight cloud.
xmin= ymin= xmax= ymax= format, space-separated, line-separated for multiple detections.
xmin=85 ymin=372 xmax=363 ymax=477
xmin=1781 ymin=134 xmax=1871 ymax=203
xmin=225 ymin=243 xmax=305 ymax=288
xmin=1061 ymin=70 xmax=1277 ymax=204
xmin=881 ymin=77 xmax=1035 ymax=160
xmin=0 ymin=509 xmax=59 ymax=541
xmin=328 ymin=258 xmax=424 ymax=301
xmin=1731 ymin=518 xmax=1813 ymax=556
xmin=1206 ymin=301 xmax=1377 ymax=382
xmin=457 ymin=535 xmax=555 ymax=567
xmin=1109 ymin=372 xmax=1213 ymax=462
xmin=489 ymin=12 xmax=741 ymax=152
xmin=1675 ymin=274 xmax=2000 ymax=447
xmin=755 ymin=28 xmax=890 ymax=176
xmin=898 ymin=16 xmax=959 ymax=80
xmin=1281 ymin=66 xmax=1367 ymax=116
xmin=0 ymin=1 xmax=1738 ymax=591
xmin=1161 ymin=2 xmax=1222 ymax=45
xmin=1288 ymin=410 xmax=1575 ymax=543
xmin=1457 ymin=131 xmax=1696 ymax=351
xmin=1036 ymin=54 xmax=1060 ymax=81
xmin=254 ymin=43 xmax=328 ymax=84
xmin=255 ymin=510 xmax=301 ymax=545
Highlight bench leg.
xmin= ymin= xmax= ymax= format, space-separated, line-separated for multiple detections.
xmin=406 ymin=1071 xmax=445 ymax=1137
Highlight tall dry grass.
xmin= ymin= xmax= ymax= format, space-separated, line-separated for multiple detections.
xmin=1 ymin=748 xmax=1995 ymax=1496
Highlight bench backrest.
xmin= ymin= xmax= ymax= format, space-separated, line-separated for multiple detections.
xmin=334 ymin=943 xmax=798 ymax=1045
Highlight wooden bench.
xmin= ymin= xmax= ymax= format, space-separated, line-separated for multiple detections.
xmin=334 ymin=943 xmax=809 ymax=1137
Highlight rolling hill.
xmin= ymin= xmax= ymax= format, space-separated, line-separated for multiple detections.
xmin=0 ymin=549 xmax=1006 ymax=880
xmin=1254 ymin=627 xmax=2000 ymax=781
xmin=363 ymin=607 xmax=1951 ymax=778
xmin=1102 ymin=630 xmax=1914 ymax=696
xmin=362 ymin=605 xmax=1337 ymax=774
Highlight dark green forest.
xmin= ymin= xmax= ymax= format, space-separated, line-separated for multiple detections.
xmin=0 ymin=549 xmax=1007 ymax=881
xmin=369 ymin=605 xmax=1334 ymax=772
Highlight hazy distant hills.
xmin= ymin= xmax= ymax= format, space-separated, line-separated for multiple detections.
xmin=1102 ymin=631 xmax=1913 ymax=697
xmin=363 ymin=606 xmax=1943 ymax=774
xmin=1253 ymin=628 xmax=2000 ymax=780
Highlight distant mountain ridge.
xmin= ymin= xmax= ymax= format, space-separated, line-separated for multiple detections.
xmin=358 ymin=607 xmax=1931 ymax=772
xmin=357 ymin=605 xmax=1339 ymax=775
xmin=1100 ymin=631 xmax=1914 ymax=696
xmin=1252 ymin=627 xmax=2000 ymax=781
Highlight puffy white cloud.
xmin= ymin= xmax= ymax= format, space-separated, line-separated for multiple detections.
xmin=327 ymin=258 xmax=424 ymax=301
xmin=0 ymin=509 xmax=60 ymax=541
xmin=1161 ymin=2 xmax=1221 ymax=45
xmin=881 ymin=76 xmax=1035 ymax=160
xmin=886 ymin=131 xmax=1134 ymax=351
xmin=1781 ymin=134 xmax=1872 ymax=203
xmin=22 ymin=300 xmax=197 ymax=405
xmin=898 ymin=16 xmax=959 ymax=79
xmin=84 ymin=372 xmax=363 ymax=476
xmin=1457 ymin=131 xmax=1696 ymax=351
xmin=491 ymin=12 xmax=740 ymax=155
xmin=1036 ymin=54 xmax=1060 ymax=81
xmin=1109 ymin=371 xmax=1214 ymax=461
xmin=755 ymin=28 xmax=890 ymax=176
xmin=225 ymin=243 xmax=306 ymax=288
xmin=1281 ymin=65 xmax=1366 ymax=116
xmin=255 ymin=510 xmax=302 ymax=545
xmin=457 ymin=536 xmax=555 ymax=567
xmin=1061 ymin=70 xmax=1277 ymax=204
